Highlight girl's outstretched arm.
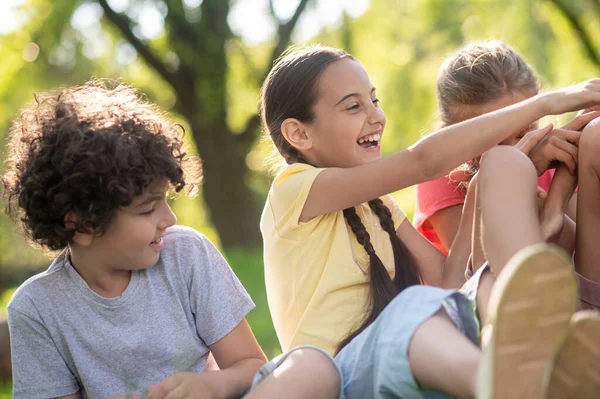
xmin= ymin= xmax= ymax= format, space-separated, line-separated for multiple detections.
xmin=300 ymin=79 xmax=600 ymax=222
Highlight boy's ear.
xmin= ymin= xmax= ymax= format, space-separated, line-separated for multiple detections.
xmin=64 ymin=211 xmax=93 ymax=247
xmin=281 ymin=118 xmax=312 ymax=151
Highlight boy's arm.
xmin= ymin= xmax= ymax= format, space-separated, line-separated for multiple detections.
xmin=147 ymin=319 xmax=266 ymax=399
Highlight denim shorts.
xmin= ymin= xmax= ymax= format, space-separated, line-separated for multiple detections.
xmin=250 ymin=277 xmax=484 ymax=398
xmin=334 ymin=285 xmax=479 ymax=399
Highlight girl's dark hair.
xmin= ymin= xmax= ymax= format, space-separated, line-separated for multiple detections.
xmin=437 ymin=40 xmax=540 ymax=182
xmin=260 ymin=46 xmax=422 ymax=354
xmin=2 ymin=79 xmax=202 ymax=251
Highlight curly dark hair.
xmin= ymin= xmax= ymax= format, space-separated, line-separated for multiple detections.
xmin=2 ymin=79 xmax=202 ymax=251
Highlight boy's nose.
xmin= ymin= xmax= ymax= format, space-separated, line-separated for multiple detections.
xmin=159 ymin=203 xmax=177 ymax=229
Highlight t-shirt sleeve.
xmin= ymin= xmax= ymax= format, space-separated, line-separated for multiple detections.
xmin=414 ymin=176 xmax=465 ymax=229
xmin=181 ymin=231 xmax=255 ymax=346
xmin=381 ymin=194 xmax=407 ymax=230
xmin=8 ymin=304 xmax=79 ymax=398
xmin=267 ymin=163 xmax=326 ymax=237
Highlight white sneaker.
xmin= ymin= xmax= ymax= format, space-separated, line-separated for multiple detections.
xmin=477 ymin=244 xmax=577 ymax=399
xmin=543 ymin=310 xmax=600 ymax=399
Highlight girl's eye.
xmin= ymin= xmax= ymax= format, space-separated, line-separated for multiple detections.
xmin=346 ymin=103 xmax=359 ymax=111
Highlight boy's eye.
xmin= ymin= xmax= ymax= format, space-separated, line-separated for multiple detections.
xmin=140 ymin=208 xmax=155 ymax=215
xmin=372 ymin=98 xmax=380 ymax=106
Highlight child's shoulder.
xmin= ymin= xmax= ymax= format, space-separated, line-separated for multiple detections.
xmin=8 ymin=252 xmax=69 ymax=314
xmin=272 ymin=163 xmax=321 ymax=186
xmin=164 ymin=224 xmax=207 ymax=241
xmin=162 ymin=225 xmax=216 ymax=251
xmin=161 ymin=225 xmax=223 ymax=268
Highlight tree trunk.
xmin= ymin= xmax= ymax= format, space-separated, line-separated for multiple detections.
xmin=0 ymin=319 xmax=10 ymax=381
xmin=192 ymin=122 xmax=263 ymax=250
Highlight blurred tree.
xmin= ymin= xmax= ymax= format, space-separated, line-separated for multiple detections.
xmin=547 ymin=0 xmax=600 ymax=71
xmin=0 ymin=0 xmax=312 ymax=251
xmin=96 ymin=0 xmax=311 ymax=249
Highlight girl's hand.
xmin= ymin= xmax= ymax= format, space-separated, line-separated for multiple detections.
xmin=147 ymin=372 xmax=218 ymax=399
xmin=513 ymin=123 xmax=554 ymax=158
xmin=526 ymin=111 xmax=600 ymax=176
xmin=543 ymin=78 xmax=600 ymax=115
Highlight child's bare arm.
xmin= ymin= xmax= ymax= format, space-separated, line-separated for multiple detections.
xmin=394 ymin=175 xmax=474 ymax=289
xmin=540 ymin=165 xmax=577 ymax=254
xmin=300 ymin=81 xmax=600 ymax=222
xmin=442 ymin=173 xmax=479 ymax=288
xmin=147 ymin=319 xmax=266 ymax=399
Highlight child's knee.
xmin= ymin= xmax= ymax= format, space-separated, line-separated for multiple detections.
xmin=479 ymin=145 xmax=536 ymax=181
xmin=580 ymin=117 xmax=600 ymax=161
xmin=285 ymin=348 xmax=341 ymax=393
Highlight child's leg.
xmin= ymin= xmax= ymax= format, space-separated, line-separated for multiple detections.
xmin=245 ymin=347 xmax=341 ymax=399
xmin=408 ymin=309 xmax=480 ymax=399
xmin=477 ymin=145 xmax=544 ymax=272
xmin=478 ymin=245 xmax=577 ymax=398
xmin=471 ymin=146 xmax=542 ymax=326
xmin=575 ymin=117 xmax=600 ymax=283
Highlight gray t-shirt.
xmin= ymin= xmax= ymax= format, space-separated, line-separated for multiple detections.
xmin=8 ymin=225 xmax=255 ymax=398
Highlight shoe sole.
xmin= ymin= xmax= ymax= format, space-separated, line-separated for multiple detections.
xmin=545 ymin=311 xmax=600 ymax=399
xmin=484 ymin=244 xmax=577 ymax=399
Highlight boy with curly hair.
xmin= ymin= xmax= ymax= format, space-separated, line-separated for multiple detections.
xmin=2 ymin=80 xmax=341 ymax=399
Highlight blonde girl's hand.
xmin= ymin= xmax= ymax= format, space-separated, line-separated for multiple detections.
xmin=147 ymin=372 xmax=218 ymax=399
xmin=513 ymin=123 xmax=554 ymax=157
xmin=527 ymin=110 xmax=600 ymax=176
xmin=543 ymin=78 xmax=600 ymax=115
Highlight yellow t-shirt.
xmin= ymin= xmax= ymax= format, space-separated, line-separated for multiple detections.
xmin=261 ymin=163 xmax=407 ymax=355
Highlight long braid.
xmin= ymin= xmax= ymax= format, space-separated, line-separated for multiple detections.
xmin=336 ymin=200 xmax=422 ymax=355
xmin=337 ymin=206 xmax=397 ymax=353
xmin=369 ymin=198 xmax=422 ymax=289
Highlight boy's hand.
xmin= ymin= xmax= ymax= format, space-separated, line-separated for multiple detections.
xmin=147 ymin=372 xmax=219 ymax=399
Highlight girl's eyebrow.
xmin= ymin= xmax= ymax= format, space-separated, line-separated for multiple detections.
xmin=335 ymin=87 xmax=376 ymax=106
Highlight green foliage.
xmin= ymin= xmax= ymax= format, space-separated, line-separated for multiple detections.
xmin=0 ymin=288 xmax=15 ymax=320
xmin=1 ymin=0 xmax=600 ymax=385
xmin=0 ymin=382 xmax=11 ymax=398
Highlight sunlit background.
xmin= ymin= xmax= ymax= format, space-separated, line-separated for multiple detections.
xmin=1 ymin=0 xmax=599 ymax=392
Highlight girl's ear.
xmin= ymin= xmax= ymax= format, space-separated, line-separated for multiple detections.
xmin=64 ymin=211 xmax=93 ymax=247
xmin=281 ymin=118 xmax=313 ymax=151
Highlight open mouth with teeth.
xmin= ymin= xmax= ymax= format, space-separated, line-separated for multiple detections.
xmin=357 ymin=133 xmax=381 ymax=149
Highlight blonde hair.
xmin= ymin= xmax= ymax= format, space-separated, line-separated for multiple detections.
xmin=437 ymin=40 xmax=539 ymax=125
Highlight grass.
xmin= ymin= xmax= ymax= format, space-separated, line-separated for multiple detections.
xmin=225 ymin=249 xmax=280 ymax=357
xmin=0 ymin=382 xmax=10 ymax=398
xmin=0 ymin=288 xmax=11 ymax=397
